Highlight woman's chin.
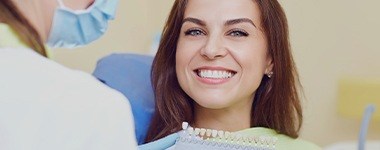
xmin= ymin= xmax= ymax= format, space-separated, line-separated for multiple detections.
xmin=194 ymin=99 xmax=232 ymax=110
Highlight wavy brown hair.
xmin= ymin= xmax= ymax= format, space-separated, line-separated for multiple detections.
xmin=0 ymin=0 xmax=47 ymax=57
xmin=146 ymin=0 xmax=302 ymax=142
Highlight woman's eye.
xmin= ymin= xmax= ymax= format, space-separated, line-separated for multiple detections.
xmin=184 ymin=29 xmax=205 ymax=36
xmin=228 ymin=30 xmax=249 ymax=37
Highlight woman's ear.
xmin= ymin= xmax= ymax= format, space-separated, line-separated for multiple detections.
xmin=265 ymin=56 xmax=274 ymax=74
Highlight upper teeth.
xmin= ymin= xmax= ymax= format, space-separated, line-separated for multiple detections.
xmin=198 ymin=70 xmax=234 ymax=79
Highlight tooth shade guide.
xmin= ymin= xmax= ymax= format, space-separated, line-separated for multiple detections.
xmin=179 ymin=122 xmax=276 ymax=149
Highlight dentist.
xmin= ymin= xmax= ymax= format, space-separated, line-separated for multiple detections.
xmin=0 ymin=0 xmax=137 ymax=149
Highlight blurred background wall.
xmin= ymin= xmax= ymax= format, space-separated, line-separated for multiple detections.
xmin=51 ymin=0 xmax=380 ymax=147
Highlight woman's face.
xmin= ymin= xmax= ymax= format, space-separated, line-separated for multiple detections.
xmin=176 ymin=0 xmax=273 ymax=110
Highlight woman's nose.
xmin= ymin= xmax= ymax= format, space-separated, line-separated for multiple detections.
xmin=200 ymin=35 xmax=228 ymax=60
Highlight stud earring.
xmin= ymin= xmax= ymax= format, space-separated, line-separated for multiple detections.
xmin=266 ymin=71 xmax=273 ymax=78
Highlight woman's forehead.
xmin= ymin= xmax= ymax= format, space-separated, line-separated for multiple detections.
xmin=183 ymin=0 xmax=261 ymax=24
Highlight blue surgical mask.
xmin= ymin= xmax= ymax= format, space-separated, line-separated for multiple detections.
xmin=47 ymin=0 xmax=118 ymax=48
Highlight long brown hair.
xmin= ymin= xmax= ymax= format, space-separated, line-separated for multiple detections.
xmin=146 ymin=0 xmax=302 ymax=142
xmin=0 ymin=0 xmax=47 ymax=57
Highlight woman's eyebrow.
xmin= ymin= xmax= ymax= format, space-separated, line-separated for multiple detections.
xmin=225 ymin=18 xmax=256 ymax=28
xmin=182 ymin=17 xmax=206 ymax=26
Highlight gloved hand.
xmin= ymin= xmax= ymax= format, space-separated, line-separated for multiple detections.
xmin=138 ymin=133 xmax=179 ymax=150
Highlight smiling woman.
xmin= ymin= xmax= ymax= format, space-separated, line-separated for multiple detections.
xmin=176 ymin=0 xmax=270 ymax=120
xmin=144 ymin=0 xmax=320 ymax=149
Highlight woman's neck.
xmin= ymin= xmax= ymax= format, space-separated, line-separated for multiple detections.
xmin=193 ymin=101 xmax=253 ymax=132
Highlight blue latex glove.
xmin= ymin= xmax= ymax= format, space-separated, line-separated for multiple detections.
xmin=138 ymin=133 xmax=179 ymax=150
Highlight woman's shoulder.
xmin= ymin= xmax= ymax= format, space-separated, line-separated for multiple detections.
xmin=236 ymin=127 xmax=321 ymax=150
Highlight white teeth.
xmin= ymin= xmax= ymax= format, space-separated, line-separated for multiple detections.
xmin=229 ymin=132 xmax=236 ymax=140
xmin=182 ymin=122 xmax=189 ymax=130
xmin=198 ymin=69 xmax=234 ymax=79
xmin=235 ymin=134 xmax=242 ymax=141
xmin=194 ymin=128 xmax=200 ymax=136
xmin=200 ymin=128 xmax=206 ymax=136
xmin=253 ymin=136 xmax=260 ymax=143
xmin=187 ymin=127 xmax=194 ymax=135
xmin=206 ymin=129 xmax=212 ymax=137
xmin=211 ymin=130 xmax=218 ymax=138
xmin=224 ymin=131 xmax=231 ymax=139
xmin=218 ymin=130 xmax=224 ymax=138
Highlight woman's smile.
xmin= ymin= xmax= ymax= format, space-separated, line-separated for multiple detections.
xmin=193 ymin=66 xmax=237 ymax=85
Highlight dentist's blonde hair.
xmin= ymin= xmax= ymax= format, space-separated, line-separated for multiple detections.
xmin=0 ymin=0 xmax=47 ymax=57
